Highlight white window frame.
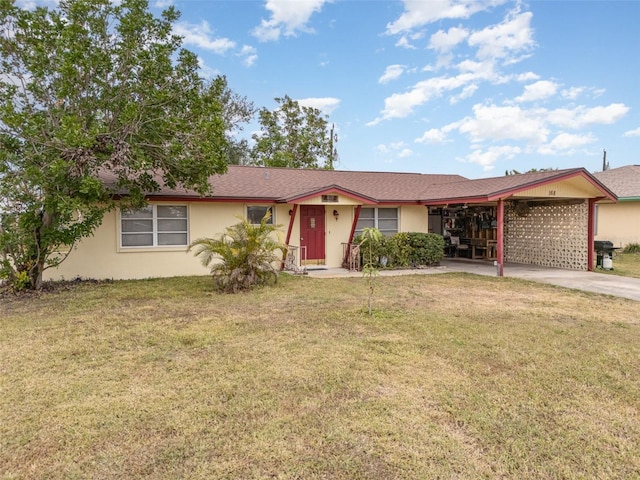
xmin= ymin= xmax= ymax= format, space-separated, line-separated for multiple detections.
xmin=120 ymin=204 xmax=189 ymax=248
xmin=246 ymin=205 xmax=274 ymax=225
xmin=355 ymin=207 xmax=399 ymax=236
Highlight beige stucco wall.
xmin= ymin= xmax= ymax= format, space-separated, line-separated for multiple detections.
xmin=504 ymin=201 xmax=589 ymax=270
xmin=45 ymin=202 xmax=290 ymax=281
xmin=595 ymin=202 xmax=639 ymax=248
xmin=400 ymin=205 xmax=430 ymax=233
xmin=45 ymin=202 xmax=431 ymax=280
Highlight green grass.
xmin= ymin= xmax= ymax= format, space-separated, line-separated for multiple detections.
xmin=1 ymin=273 xmax=639 ymax=479
xmin=599 ymin=252 xmax=640 ymax=278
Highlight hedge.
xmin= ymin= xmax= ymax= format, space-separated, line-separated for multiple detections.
xmin=353 ymin=232 xmax=444 ymax=268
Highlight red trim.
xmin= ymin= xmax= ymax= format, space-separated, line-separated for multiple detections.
xmin=344 ymin=205 xmax=362 ymax=266
xmin=130 ymin=196 xmax=277 ymax=204
xmin=422 ymin=196 xmax=491 ymax=206
xmin=281 ymin=204 xmax=298 ymax=271
xmin=285 ymin=204 xmax=297 ymax=246
xmin=349 ymin=205 xmax=361 ymax=245
xmin=497 ymin=198 xmax=504 ymax=277
xmin=283 ymin=186 xmax=377 ymax=205
xmin=587 ymin=198 xmax=595 ymax=272
xmin=486 ymin=170 xmax=617 ymax=202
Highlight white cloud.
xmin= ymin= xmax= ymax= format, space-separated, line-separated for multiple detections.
xmin=415 ymin=128 xmax=448 ymax=144
xmin=395 ymin=36 xmax=416 ymax=50
xmin=398 ymin=148 xmax=413 ymax=158
xmin=371 ymin=6 xmax=538 ymax=126
xmin=456 ymin=104 xmax=550 ymax=144
xmin=561 ymin=86 xmax=585 ymax=100
xmin=456 ymin=59 xmax=497 ymax=78
xmin=395 ymin=31 xmax=425 ymax=49
xmin=537 ymin=132 xmax=596 ymax=155
xmin=376 ymin=141 xmax=412 ymax=158
xmin=546 ymin=103 xmax=629 ymax=129
xmin=252 ymin=0 xmax=330 ymax=42
xmin=514 ymin=80 xmax=559 ymax=103
xmin=238 ymin=45 xmax=258 ymax=67
xmin=368 ymin=72 xmax=486 ymax=125
xmin=435 ymin=102 xmax=629 ymax=149
xmin=196 ymin=58 xmax=220 ymax=79
xmin=429 ymin=26 xmax=469 ymax=53
xmin=624 ymin=127 xmax=640 ymax=137
xmin=386 ymin=0 xmax=508 ymax=35
xmin=174 ymin=21 xmax=235 ymax=54
xmin=468 ymin=10 xmax=535 ymax=62
xmin=297 ymin=97 xmax=341 ymax=115
xmin=154 ymin=0 xmax=173 ymax=7
xmin=450 ymin=84 xmax=478 ymax=104
xmin=379 ymin=65 xmax=406 ymax=84
xmin=516 ymin=72 xmax=540 ymax=82
xmin=462 ymin=145 xmax=521 ymax=171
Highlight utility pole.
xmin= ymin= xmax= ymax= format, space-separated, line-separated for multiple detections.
xmin=602 ymin=149 xmax=609 ymax=171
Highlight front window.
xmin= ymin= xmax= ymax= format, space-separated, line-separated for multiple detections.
xmin=121 ymin=205 xmax=188 ymax=247
xmin=247 ymin=205 xmax=274 ymax=224
xmin=355 ymin=207 xmax=398 ymax=236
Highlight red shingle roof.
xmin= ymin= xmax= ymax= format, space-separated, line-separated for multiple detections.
xmin=152 ymin=165 xmax=469 ymax=203
xmin=108 ymin=165 xmax=615 ymax=204
xmin=594 ymin=165 xmax=640 ymax=199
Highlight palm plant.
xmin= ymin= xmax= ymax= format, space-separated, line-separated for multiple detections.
xmin=189 ymin=213 xmax=285 ymax=293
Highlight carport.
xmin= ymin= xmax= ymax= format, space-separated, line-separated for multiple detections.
xmin=421 ymin=168 xmax=617 ymax=275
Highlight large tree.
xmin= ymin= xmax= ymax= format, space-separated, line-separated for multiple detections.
xmin=0 ymin=0 xmax=244 ymax=290
xmin=250 ymin=95 xmax=337 ymax=169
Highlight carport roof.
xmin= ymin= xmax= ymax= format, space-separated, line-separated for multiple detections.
xmin=116 ymin=165 xmax=616 ymax=204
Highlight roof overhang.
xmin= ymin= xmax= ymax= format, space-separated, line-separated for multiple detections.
xmin=421 ymin=168 xmax=617 ymax=205
xmin=277 ymin=185 xmax=378 ymax=205
xmin=489 ymin=169 xmax=617 ymax=202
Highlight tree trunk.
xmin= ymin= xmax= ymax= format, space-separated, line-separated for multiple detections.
xmin=29 ymin=209 xmax=54 ymax=290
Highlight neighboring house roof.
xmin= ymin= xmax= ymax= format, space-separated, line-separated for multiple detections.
xmin=594 ymin=165 xmax=640 ymax=200
xmin=107 ymin=165 xmax=616 ymax=204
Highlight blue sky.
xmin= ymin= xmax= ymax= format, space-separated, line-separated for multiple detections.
xmin=22 ymin=0 xmax=640 ymax=178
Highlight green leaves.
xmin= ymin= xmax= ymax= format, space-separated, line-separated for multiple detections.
xmin=0 ymin=0 xmax=244 ymax=289
xmin=189 ymin=214 xmax=285 ymax=293
xmin=251 ymin=95 xmax=336 ymax=169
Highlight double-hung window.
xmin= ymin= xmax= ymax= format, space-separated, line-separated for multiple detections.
xmin=121 ymin=205 xmax=188 ymax=247
xmin=355 ymin=207 xmax=398 ymax=236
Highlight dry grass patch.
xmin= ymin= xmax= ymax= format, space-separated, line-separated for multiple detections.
xmin=1 ymin=273 xmax=639 ymax=479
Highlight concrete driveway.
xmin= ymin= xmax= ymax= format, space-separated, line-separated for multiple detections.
xmin=304 ymin=259 xmax=640 ymax=302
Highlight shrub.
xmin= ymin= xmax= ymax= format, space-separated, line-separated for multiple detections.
xmin=406 ymin=232 xmax=445 ymax=266
xmin=189 ymin=214 xmax=285 ymax=293
xmin=388 ymin=233 xmax=412 ymax=267
xmin=352 ymin=231 xmax=444 ymax=268
xmin=623 ymin=243 xmax=640 ymax=254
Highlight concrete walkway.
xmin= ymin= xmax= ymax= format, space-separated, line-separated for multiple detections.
xmin=304 ymin=259 xmax=640 ymax=302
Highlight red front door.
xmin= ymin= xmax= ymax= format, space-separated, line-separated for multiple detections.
xmin=300 ymin=205 xmax=325 ymax=261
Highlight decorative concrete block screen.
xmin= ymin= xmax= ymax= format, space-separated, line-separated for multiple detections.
xmin=504 ymin=200 xmax=588 ymax=270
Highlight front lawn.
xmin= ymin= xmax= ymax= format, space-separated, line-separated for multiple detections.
xmin=1 ymin=274 xmax=639 ymax=479
xmin=600 ymin=252 xmax=640 ymax=279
